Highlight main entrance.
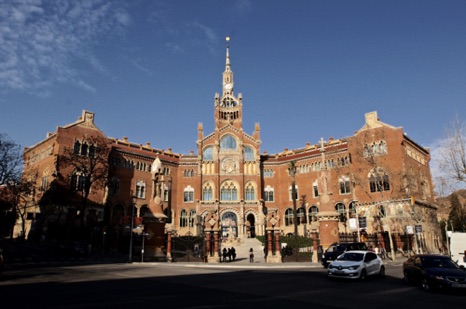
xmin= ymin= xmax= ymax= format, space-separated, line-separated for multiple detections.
xmin=221 ymin=212 xmax=238 ymax=238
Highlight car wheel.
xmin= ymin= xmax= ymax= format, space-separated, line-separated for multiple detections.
xmin=379 ymin=265 xmax=385 ymax=278
xmin=360 ymin=269 xmax=367 ymax=280
xmin=421 ymin=278 xmax=432 ymax=292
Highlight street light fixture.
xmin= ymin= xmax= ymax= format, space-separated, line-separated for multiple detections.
xmin=128 ymin=194 xmax=136 ymax=263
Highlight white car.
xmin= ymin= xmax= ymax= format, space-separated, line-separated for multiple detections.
xmin=328 ymin=250 xmax=385 ymax=280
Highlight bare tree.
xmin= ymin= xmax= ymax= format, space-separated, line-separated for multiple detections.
xmin=58 ymin=135 xmax=111 ymax=230
xmin=0 ymin=133 xmax=23 ymax=186
xmin=436 ymin=116 xmax=466 ymax=187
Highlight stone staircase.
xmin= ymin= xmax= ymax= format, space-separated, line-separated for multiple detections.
xmin=220 ymin=237 xmax=265 ymax=264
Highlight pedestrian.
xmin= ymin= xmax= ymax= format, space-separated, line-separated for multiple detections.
xmin=249 ymin=248 xmax=254 ymax=263
xmin=231 ymin=247 xmax=236 ymax=261
xmin=222 ymin=248 xmax=227 ymax=262
xmin=227 ymin=248 xmax=232 ymax=261
xmin=380 ymin=247 xmax=386 ymax=259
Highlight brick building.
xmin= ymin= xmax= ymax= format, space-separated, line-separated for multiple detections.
xmin=19 ymin=42 xmax=441 ymax=256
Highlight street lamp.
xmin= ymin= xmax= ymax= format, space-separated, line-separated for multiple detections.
xmin=128 ymin=194 xmax=136 ymax=263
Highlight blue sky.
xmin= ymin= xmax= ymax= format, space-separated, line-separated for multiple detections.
xmin=1 ymin=0 xmax=466 ymax=165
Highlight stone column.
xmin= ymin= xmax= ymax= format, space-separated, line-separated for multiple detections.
xmin=166 ymin=229 xmax=173 ymax=262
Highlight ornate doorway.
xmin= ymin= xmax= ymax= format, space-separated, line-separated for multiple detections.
xmin=221 ymin=212 xmax=238 ymax=238
xmin=246 ymin=213 xmax=256 ymax=238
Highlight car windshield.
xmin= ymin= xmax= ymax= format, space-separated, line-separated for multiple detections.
xmin=337 ymin=252 xmax=364 ymax=262
xmin=421 ymin=257 xmax=458 ymax=269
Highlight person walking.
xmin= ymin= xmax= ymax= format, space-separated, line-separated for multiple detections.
xmin=231 ymin=247 xmax=236 ymax=261
xmin=222 ymin=248 xmax=227 ymax=262
xmin=249 ymin=248 xmax=254 ymax=263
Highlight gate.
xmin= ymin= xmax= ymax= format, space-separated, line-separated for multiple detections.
xmin=171 ymin=235 xmax=205 ymax=262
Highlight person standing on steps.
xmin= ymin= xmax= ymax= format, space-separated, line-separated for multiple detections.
xmin=231 ymin=247 xmax=236 ymax=261
xmin=249 ymin=248 xmax=254 ymax=263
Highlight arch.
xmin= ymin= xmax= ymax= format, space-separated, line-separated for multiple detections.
xmin=221 ymin=211 xmax=238 ymax=238
xmin=285 ymin=208 xmax=293 ymax=226
xmin=202 ymin=181 xmax=214 ymax=201
xmin=220 ymin=180 xmax=239 ymax=201
xmin=180 ymin=209 xmax=188 ymax=227
xmin=335 ymin=202 xmax=346 ymax=214
xmin=309 ymin=205 xmax=319 ymax=222
xmin=244 ymin=181 xmax=256 ymax=201
xmin=244 ymin=146 xmax=255 ymax=161
xmin=220 ymin=135 xmax=237 ymax=150
xmin=203 ymin=146 xmax=214 ymax=161
xmin=246 ymin=213 xmax=256 ymax=238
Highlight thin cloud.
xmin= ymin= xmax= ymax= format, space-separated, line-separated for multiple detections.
xmin=0 ymin=0 xmax=131 ymax=95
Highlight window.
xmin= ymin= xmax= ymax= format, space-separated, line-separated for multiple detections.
xmin=313 ymin=180 xmax=319 ymax=197
xmin=244 ymin=146 xmax=254 ymax=161
xmin=364 ymin=141 xmax=387 ymax=157
xmin=309 ymin=206 xmax=319 ymax=222
xmin=135 ymin=181 xmax=146 ymax=199
xmin=264 ymin=169 xmax=274 ymax=177
xmin=339 ymin=176 xmax=351 ymax=194
xmin=264 ymin=186 xmax=274 ymax=202
xmin=369 ymin=168 xmax=390 ymax=193
xmin=74 ymin=140 xmax=81 ymax=154
xmin=245 ymin=182 xmax=255 ymax=201
xmin=285 ymin=208 xmax=294 ymax=226
xmin=203 ymin=147 xmax=214 ymax=161
xmin=203 ymin=183 xmax=213 ymax=201
xmin=70 ymin=172 xmax=87 ymax=192
xmin=189 ymin=209 xmax=196 ymax=227
xmin=297 ymin=207 xmax=306 ymax=225
xmin=184 ymin=186 xmax=194 ymax=203
xmin=180 ymin=209 xmax=188 ymax=227
xmin=220 ymin=135 xmax=237 ymax=150
xmin=81 ymin=143 xmax=88 ymax=156
xmin=184 ymin=169 xmax=194 ymax=177
xmin=335 ymin=203 xmax=346 ymax=214
xmin=40 ymin=175 xmax=49 ymax=192
xmin=220 ymin=181 xmax=238 ymax=201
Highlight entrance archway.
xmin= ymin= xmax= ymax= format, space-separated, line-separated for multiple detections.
xmin=221 ymin=212 xmax=238 ymax=238
xmin=246 ymin=213 xmax=256 ymax=238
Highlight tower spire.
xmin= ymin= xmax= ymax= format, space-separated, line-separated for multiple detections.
xmin=223 ymin=36 xmax=233 ymax=95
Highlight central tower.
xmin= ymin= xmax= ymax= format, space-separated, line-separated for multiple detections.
xmin=214 ymin=36 xmax=243 ymax=130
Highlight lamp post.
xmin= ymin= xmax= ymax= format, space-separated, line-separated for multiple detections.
xmin=128 ymin=195 xmax=136 ymax=263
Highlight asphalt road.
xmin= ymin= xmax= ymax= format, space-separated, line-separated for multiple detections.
xmin=1 ymin=262 xmax=464 ymax=308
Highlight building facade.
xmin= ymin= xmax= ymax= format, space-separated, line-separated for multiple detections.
xmin=19 ymin=42 xmax=441 ymax=255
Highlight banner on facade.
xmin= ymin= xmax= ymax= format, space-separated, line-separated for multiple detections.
xmin=406 ymin=225 xmax=414 ymax=235
xmin=348 ymin=218 xmax=358 ymax=231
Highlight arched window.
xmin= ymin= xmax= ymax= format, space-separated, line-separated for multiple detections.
xmin=309 ymin=206 xmax=319 ymax=222
xmin=369 ymin=168 xmax=390 ymax=192
xmin=135 ymin=181 xmax=146 ymax=199
xmin=189 ymin=209 xmax=196 ymax=227
xmin=220 ymin=135 xmax=237 ymax=150
xmin=335 ymin=203 xmax=346 ymax=214
xmin=313 ymin=180 xmax=319 ymax=197
xmin=180 ymin=209 xmax=188 ymax=227
xmin=264 ymin=186 xmax=274 ymax=202
xmin=203 ymin=147 xmax=214 ymax=161
xmin=220 ymin=181 xmax=238 ymax=201
xmin=339 ymin=176 xmax=351 ymax=194
xmin=202 ymin=183 xmax=213 ymax=201
xmin=244 ymin=146 xmax=254 ymax=161
xmin=285 ymin=208 xmax=294 ymax=226
xmin=74 ymin=140 xmax=81 ymax=154
xmin=184 ymin=186 xmax=194 ymax=203
xmin=297 ymin=207 xmax=306 ymax=225
xmin=245 ymin=182 xmax=255 ymax=201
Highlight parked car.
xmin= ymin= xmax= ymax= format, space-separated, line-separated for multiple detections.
xmin=321 ymin=242 xmax=368 ymax=268
xmin=403 ymin=254 xmax=466 ymax=292
xmin=328 ymin=250 xmax=385 ymax=280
